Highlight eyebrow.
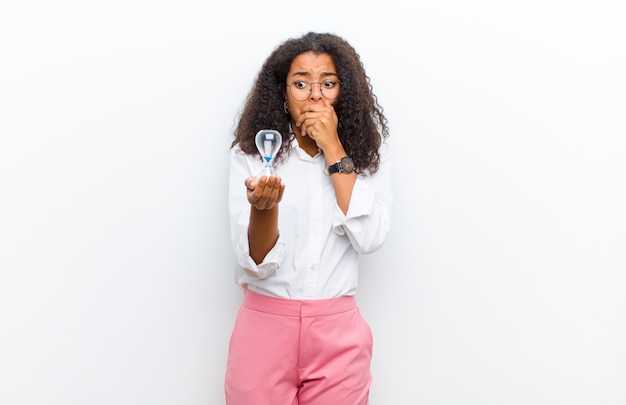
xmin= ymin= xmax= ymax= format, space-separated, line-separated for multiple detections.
xmin=291 ymin=71 xmax=338 ymax=78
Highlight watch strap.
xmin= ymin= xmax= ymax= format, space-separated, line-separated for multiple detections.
xmin=323 ymin=156 xmax=354 ymax=176
xmin=324 ymin=161 xmax=341 ymax=175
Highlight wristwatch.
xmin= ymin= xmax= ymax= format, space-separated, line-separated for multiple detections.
xmin=324 ymin=156 xmax=355 ymax=175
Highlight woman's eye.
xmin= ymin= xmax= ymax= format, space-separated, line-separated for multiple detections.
xmin=323 ymin=81 xmax=336 ymax=88
xmin=294 ymin=81 xmax=308 ymax=89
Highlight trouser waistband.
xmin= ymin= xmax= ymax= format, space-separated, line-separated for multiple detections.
xmin=243 ymin=289 xmax=357 ymax=317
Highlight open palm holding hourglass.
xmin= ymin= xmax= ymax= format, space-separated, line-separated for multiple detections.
xmin=255 ymin=129 xmax=282 ymax=179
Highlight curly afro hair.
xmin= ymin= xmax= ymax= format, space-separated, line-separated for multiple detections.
xmin=231 ymin=32 xmax=389 ymax=175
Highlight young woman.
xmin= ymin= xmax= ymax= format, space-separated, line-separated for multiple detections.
xmin=226 ymin=32 xmax=392 ymax=405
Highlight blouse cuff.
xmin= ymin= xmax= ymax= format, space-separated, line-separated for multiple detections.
xmin=236 ymin=234 xmax=285 ymax=279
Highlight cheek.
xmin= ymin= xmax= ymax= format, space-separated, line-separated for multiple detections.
xmin=287 ymin=102 xmax=302 ymax=120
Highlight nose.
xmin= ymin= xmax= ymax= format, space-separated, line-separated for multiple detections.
xmin=309 ymin=82 xmax=323 ymax=100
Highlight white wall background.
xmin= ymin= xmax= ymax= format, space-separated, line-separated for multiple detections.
xmin=1 ymin=1 xmax=625 ymax=404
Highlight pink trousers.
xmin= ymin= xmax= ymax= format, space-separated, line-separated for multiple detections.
xmin=224 ymin=289 xmax=372 ymax=405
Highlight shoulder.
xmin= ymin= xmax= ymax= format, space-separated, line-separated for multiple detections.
xmin=230 ymin=143 xmax=248 ymax=157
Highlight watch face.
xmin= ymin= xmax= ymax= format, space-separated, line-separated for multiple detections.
xmin=341 ymin=156 xmax=355 ymax=172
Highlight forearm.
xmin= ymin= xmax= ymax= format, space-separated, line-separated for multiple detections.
xmin=324 ymin=144 xmax=356 ymax=215
xmin=248 ymin=205 xmax=280 ymax=264
xmin=330 ymin=172 xmax=356 ymax=214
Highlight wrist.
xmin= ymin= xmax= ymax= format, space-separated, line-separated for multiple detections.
xmin=324 ymin=156 xmax=355 ymax=175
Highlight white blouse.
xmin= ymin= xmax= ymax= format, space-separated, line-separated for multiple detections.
xmin=228 ymin=136 xmax=393 ymax=299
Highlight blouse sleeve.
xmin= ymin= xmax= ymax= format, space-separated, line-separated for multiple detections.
xmin=331 ymin=142 xmax=393 ymax=254
xmin=228 ymin=145 xmax=286 ymax=279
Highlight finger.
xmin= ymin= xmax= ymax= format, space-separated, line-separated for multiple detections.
xmin=247 ymin=176 xmax=267 ymax=204
xmin=252 ymin=177 xmax=285 ymax=209
xmin=265 ymin=178 xmax=281 ymax=198
xmin=273 ymin=182 xmax=286 ymax=203
xmin=244 ymin=176 xmax=257 ymax=191
xmin=300 ymin=107 xmax=333 ymax=127
xmin=258 ymin=176 xmax=281 ymax=198
xmin=262 ymin=176 xmax=281 ymax=195
xmin=276 ymin=183 xmax=286 ymax=203
xmin=301 ymin=117 xmax=323 ymax=136
xmin=296 ymin=108 xmax=324 ymax=127
xmin=301 ymin=103 xmax=326 ymax=113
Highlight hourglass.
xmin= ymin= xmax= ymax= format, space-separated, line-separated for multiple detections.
xmin=255 ymin=129 xmax=282 ymax=179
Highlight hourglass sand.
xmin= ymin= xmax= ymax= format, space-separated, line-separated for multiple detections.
xmin=255 ymin=129 xmax=282 ymax=179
